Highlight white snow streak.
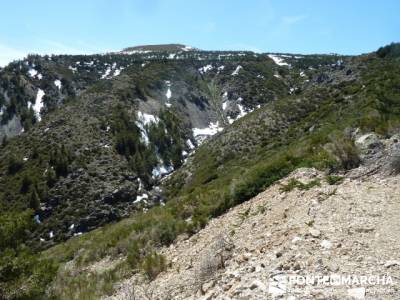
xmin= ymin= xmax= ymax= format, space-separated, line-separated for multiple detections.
xmin=231 ymin=65 xmax=243 ymax=76
xmin=28 ymin=69 xmax=38 ymax=77
xmin=166 ymin=88 xmax=172 ymax=99
xmin=165 ymin=80 xmax=172 ymax=106
xmin=268 ymin=54 xmax=289 ymax=66
xmin=192 ymin=121 xmax=223 ymax=137
xmin=181 ymin=45 xmax=194 ymax=51
xmin=186 ymin=139 xmax=195 ymax=150
xmin=136 ymin=111 xmax=159 ymax=144
xmin=54 ymin=79 xmax=62 ymax=90
xmin=137 ymin=111 xmax=159 ymax=126
xmin=152 ymin=164 xmax=174 ymax=178
xmin=101 ymin=68 xmax=111 ymax=79
xmin=134 ymin=193 xmax=149 ymax=204
xmin=30 ymin=89 xmax=45 ymax=121
xmin=198 ymin=64 xmax=213 ymax=74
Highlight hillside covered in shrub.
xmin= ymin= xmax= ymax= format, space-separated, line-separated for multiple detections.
xmin=0 ymin=43 xmax=399 ymax=299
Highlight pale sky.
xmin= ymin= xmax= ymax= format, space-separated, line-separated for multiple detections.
xmin=0 ymin=0 xmax=399 ymax=66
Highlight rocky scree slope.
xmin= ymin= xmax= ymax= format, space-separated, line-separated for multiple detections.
xmin=108 ymin=135 xmax=400 ymax=299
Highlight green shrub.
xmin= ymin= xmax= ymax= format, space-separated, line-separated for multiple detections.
xmin=46 ymin=168 xmax=57 ymax=187
xmin=49 ymin=260 xmax=125 ymax=300
xmin=232 ymin=156 xmax=294 ymax=204
xmin=7 ymin=155 xmax=23 ymax=174
xmin=147 ymin=109 xmax=188 ymax=169
xmin=280 ymin=178 xmax=321 ymax=192
xmin=0 ymin=248 xmax=58 ymax=300
xmin=126 ymin=243 xmax=141 ymax=268
xmin=141 ymin=252 xmax=166 ymax=280
xmin=376 ymin=43 xmax=400 ymax=58
xmin=29 ymin=188 xmax=41 ymax=210
xmin=0 ymin=210 xmax=34 ymax=250
xmin=0 ymin=210 xmax=57 ymax=299
xmin=359 ymin=109 xmax=384 ymax=132
xmin=325 ymin=175 xmax=344 ymax=185
xmin=329 ymin=136 xmax=360 ymax=170
xmin=20 ymin=174 xmax=33 ymax=194
xmin=49 ymin=145 xmax=73 ymax=177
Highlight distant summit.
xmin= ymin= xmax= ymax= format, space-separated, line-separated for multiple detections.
xmin=121 ymin=44 xmax=197 ymax=53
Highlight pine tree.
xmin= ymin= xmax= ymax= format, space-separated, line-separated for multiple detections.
xmin=20 ymin=174 xmax=33 ymax=194
xmin=8 ymin=155 xmax=23 ymax=174
xmin=50 ymin=145 xmax=72 ymax=177
xmin=29 ymin=187 xmax=40 ymax=211
xmin=46 ymin=168 xmax=57 ymax=187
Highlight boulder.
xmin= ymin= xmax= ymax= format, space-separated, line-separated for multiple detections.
xmin=103 ymin=183 xmax=137 ymax=204
xmin=309 ymin=228 xmax=321 ymax=238
xmin=355 ymin=133 xmax=383 ymax=152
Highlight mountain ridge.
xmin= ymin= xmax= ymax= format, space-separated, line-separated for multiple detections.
xmin=121 ymin=44 xmax=198 ymax=53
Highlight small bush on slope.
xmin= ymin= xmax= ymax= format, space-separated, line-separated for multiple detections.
xmin=325 ymin=175 xmax=345 ymax=185
xmin=0 ymin=210 xmax=57 ymax=300
xmin=141 ymin=252 xmax=166 ymax=280
xmin=280 ymin=178 xmax=321 ymax=192
xmin=329 ymin=135 xmax=360 ymax=170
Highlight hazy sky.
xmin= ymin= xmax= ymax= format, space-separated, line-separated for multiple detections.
xmin=0 ymin=0 xmax=399 ymax=66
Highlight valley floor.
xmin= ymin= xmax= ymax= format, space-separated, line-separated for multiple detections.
xmin=105 ymin=167 xmax=400 ymax=300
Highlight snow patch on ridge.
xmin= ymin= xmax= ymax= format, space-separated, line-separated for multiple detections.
xmin=28 ymin=68 xmax=42 ymax=79
xmin=28 ymin=69 xmax=38 ymax=78
xmin=113 ymin=67 xmax=124 ymax=76
xmin=227 ymin=99 xmax=255 ymax=124
xmin=152 ymin=164 xmax=174 ymax=178
xmin=192 ymin=121 xmax=223 ymax=144
xmin=165 ymin=80 xmax=172 ymax=107
xmin=136 ymin=111 xmax=159 ymax=144
xmin=166 ymin=88 xmax=172 ymax=99
xmin=121 ymin=50 xmax=152 ymax=55
xmin=134 ymin=193 xmax=149 ymax=204
xmin=54 ymin=79 xmax=62 ymax=90
xmin=237 ymin=103 xmax=248 ymax=118
xmin=268 ymin=54 xmax=289 ymax=66
xmin=186 ymin=139 xmax=195 ymax=150
xmin=29 ymin=89 xmax=45 ymax=121
xmin=101 ymin=63 xmax=123 ymax=79
xmin=102 ymin=68 xmax=111 ymax=79
xmin=199 ymin=64 xmax=213 ymax=74
xmin=231 ymin=65 xmax=243 ymax=76
xmin=181 ymin=45 xmax=194 ymax=51
xmin=137 ymin=111 xmax=159 ymax=126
